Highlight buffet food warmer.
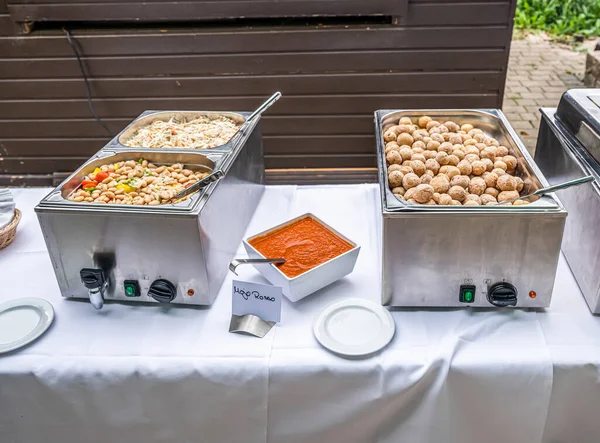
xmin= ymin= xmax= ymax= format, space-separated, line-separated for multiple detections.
xmin=36 ymin=110 xmax=265 ymax=309
xmin=534 ymin=89 xmax=600 ymax=314
xmin=376 ymin=109 xmax=567 ymax=308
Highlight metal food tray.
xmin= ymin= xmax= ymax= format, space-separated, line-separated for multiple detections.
xmin=40 ymin=150 xmax=224 ymax=213
xmin=106 ymin=110 xmax=252 ymax=153
xmin=376 ymin=109 xmax=561 ymax=212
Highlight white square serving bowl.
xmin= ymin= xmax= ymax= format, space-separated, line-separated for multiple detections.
xmin=243 ymin=213 xmax=361 ymax=302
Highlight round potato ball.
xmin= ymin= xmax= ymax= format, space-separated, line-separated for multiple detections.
xmin=514 ymin=176 xmax=524 ymax=192
xmin=423 ymin=136 xmax=432 ymax=144
xmin=418 ymin=116 xmax=432 ymax=128
xmin=397 ymin=133 xmax=414 ymax=146
xmin=461 ymin=123 xmax=474 ymax=132
xmin=385 ymin=142 xmax=400 ymax=153
xmin=444 ymin=121 xmax=460 ymax=132
xmin=412 ymin=140 xmax=426 ymax=150
xmin=498 ymin=190 xmax=520 ymax=203
xmin=386 ymin=150 xmax=402 ymax=165
xmin=398 ymin=165 xmax=414 ymax=175
xmin=420 ymin=174 xmax=433 ymax=185
xmin=388 ymin=170 xmax=404 ymax=187
xmin=384 ymin=130 xmax=398 ymax=142
xmin=424 ymin=199 xmax=437 ymax=205
xmin=426 ymin=120 xmax=441 ymax=130
xmin=471 ymin=160 xmax=486 ymax=175
xmin=412 ymin=147 xmax=425 ymax=155
xmin=492 ymin=168 xmax=506 ymax=177
xmin=448 ymin=185 xmax=467 ymax=202
xmin=431 ymin=133 xmax=445 ymax=143
xmin=412 ymin=129 xmax=428 ymax=141
xmin=403 ymin=173 xmax=420 ymax=189
xmin=512 ymin=200 xmax=529 ymax=206
xmin=465 ymin=145 xmax=480 ymax=156
xmin=388 ymin=164 xmax=402 ymax=174
xmin=445 ymin=166 xmax=461 ymax=179
xmin=403 ymin=186 xmax=416 ymax=199
xmin=432 ymin=192 xmax=441 ymax=204
xmin=438 ymin=142 xmax=453 ymax=154
xmin=481 ymin=158 xmax=494 ymax=172
xmin=436 ymin=151 xmax=450 ymax=165
xmin=485 ymin=187 xmax=500 ymax=198
xmin=402 ymin=160 xmax=412 ymax=167
xmin=488 ymin=138 xmax=500 ymax=147
xmin=457 ymin=159 xmax=472 ymax=175
xmin=411 ymin=160 xmax=427 ymax=176
xmin=480 ymin=194 xmax=497 ymax=205
xmin=411 ymin=153 xmax=426 ymax=163
xmin=437 ymin=124 xmax=449 ymax=134
xmin=463 ymin=138 xmax=477 ymax=147
xmin=398 ymin=147 xmax=412 ymax=162
xmin=423 ymin=150 xmax=437 ymax=160
xmin=469 ymin=177 xmax=486 ymax=195
xmin=480 ymin=148 xmax=496 ymax=161
xmin=496 ymin=174 xmax=517 ymax=191
xmin=483 ymin=171 xmax=499 ymax=188
xmin=464 ymin=200 xmax=479 ymax=206
xmin=473 ymin=133 xmax=486 ymax=143
xmin=494 ymin=160 xmax=508 ymax=171
xmin=475 ymin=143 xmax=487 ymax=152
xmin=442 ymin=132 xmax=452 ymax=142
xmin=452 ymin=149 xmax=466 ymax=161
xmin=448 ymin=134 xmax=462 ymax=145
xmin=427 ymin=140 xmax=441 ymax=151
xmin=425 ymin=158 xmax=441 ymax=174
xmin=503 ymin=155 xmax=518 ymax=171
xmin=496 ymin=146 xmax=509 ymax=157
xmin=399 ymin=117 xmax=413 ymax=125
xmin=392 ymin=186 xmax=406 ymax=196
xmin=397 ymin=124 xmax=412 ymax=134
xmin=459 ymin=133 xmax=471 ymax=142
xmin=431 ymin=175 xmax=450 ymax=193
xmin=413 ymin=184 xmax=435 ymax=204
xmin=465 ymin=194 xmax=482 ymax=204
xmin=450 ymin=175 xmax=470 ymax=189
xmin=438 ymin=194 xmax=453 ymax=205
xmin=447 ymin=154 xmax=460 ymax=166
xmin=450 ymin=200 xmax=462 ymax=206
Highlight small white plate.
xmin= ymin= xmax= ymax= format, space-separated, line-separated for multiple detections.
xmin=313 ymin=298 xmax=395 ymax=357
xmin=0 ymin=298 xmax=54 ymax=354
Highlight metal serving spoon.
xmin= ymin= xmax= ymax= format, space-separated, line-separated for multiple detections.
xmin=229 ymin=258 xmax=286 ymax=276
xmin=496 ymin=175 xmax=595 ymax=205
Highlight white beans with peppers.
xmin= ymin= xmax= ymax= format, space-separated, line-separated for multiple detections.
xmin=68 ymin=159 xmax=209 ymax=205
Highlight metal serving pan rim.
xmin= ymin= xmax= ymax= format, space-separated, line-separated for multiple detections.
xmin=375 ymin=109 xmax=564 ymax=214
xmin=112 ymin=110 xmax=251 ymax=152
xmin=36 ymin=150 xmax=224 ymax=214
xmin=243 ymin=213 xmax=360 ymax=282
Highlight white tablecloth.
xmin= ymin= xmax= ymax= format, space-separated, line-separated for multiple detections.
xmin=1 ymin=186 xmax=600 ymax=443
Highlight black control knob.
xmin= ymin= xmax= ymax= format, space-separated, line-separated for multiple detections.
xmin=148 ymin=279 xmax=177 ymax=303
xmin=487 ymin=282 xmax=518 ymax=307
xmin=80 ymin=268 xmax=105 ymax=289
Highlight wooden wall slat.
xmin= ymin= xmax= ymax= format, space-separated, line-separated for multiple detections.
xmin=0 ymin=26 xmax=509 ymax=58
xmin=0 ymin=93 xmax=499 ymax=119
xmin=0 ymin=49 xmax=507 ymax=79
xmin=0 ymin=71 xmax=502 ymax=99
xmin=405 ymin=2 xmax=510 ymax=26
xmin=7 ymin=0 xmax=407 ymax=22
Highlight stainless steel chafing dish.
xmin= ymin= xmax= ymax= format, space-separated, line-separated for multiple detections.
xmin=111 ymin=110 xmax=247 ymax=151
xmin=534 ymin=89 xmax=600 ymax=313
xmin=36 ymin=113 xmax=265 ymax=309
xmin=376 ymin=109 xmax=567 ymax=308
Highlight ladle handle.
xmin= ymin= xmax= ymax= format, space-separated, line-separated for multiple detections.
xmin=247 ymin=92 xmax=282 ymax=122
xmin=229 ymin=258 xmax=286 ymax=276
xmin=534 ymin=175 xmax=595 ymax=196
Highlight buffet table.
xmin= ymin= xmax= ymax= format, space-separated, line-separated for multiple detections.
xmin=1 ymin=185 xmax=600 ymax=443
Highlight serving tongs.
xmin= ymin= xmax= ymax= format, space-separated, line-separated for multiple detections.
xmin=169 ymin=169 xmax=225 ymax=202
xmin=496 ymin=175 xmax=595 ymax=205
xmin=229 ymin=258 xmax=286 ymax=276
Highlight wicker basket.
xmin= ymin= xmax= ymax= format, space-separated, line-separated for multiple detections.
xmin=0 ymin=209 xmax=21 ymax=250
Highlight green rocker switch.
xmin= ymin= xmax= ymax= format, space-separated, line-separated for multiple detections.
xmin=124 ymin=280 xmax=141 ymax=297
xmin=459 ymin=285 xmax=476 ymax=304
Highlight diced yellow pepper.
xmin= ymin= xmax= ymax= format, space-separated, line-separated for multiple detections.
xmin=116 ymin=183 xmax=135 ymax=193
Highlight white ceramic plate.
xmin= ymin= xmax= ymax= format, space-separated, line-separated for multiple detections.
xmin=313 ymin=298 xmax=395 ymax=357
xmin=0 ymin=298 xmax=54 ymax=354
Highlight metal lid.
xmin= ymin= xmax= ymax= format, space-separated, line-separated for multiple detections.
xmin=556 ymin=89 xmax=600 ymax=164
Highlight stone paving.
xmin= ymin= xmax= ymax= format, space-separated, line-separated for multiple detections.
xmin=502 ymin=34 xmax=592 ymax=154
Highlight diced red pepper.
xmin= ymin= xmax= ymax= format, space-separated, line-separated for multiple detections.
xmin=184 ymin=182 xmax=193 ymax=188
xmin=81 ymin=180 xmax=98 ymax=190
xmin=95 ymin=172 xmax=109 ymax=182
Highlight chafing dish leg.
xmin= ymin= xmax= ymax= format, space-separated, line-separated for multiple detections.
xmin=80 ymin=268 xmax=107 ymax=310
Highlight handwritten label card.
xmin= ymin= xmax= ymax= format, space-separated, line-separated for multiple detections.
xmin=232 ymin=280 xmax=282 ymax=323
